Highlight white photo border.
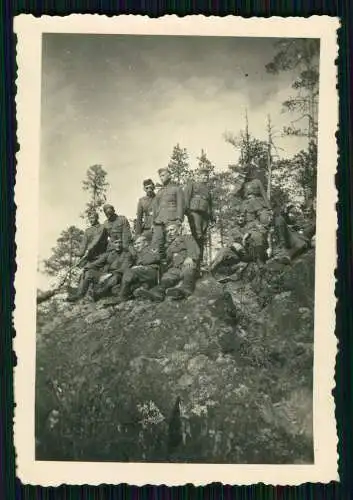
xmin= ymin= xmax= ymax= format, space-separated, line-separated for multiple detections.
xmin=14 ymin=14 xmax=339 ymax=486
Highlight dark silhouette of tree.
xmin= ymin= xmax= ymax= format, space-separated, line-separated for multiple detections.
xmin=43 ymin=226 xmax=84 ymax=288
xmin=82 ymin=164 xmax=109 ymax=219
xmin=167 ymin=144 xmax=192 ymax=185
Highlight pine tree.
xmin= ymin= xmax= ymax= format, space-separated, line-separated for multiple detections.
xmin=43 ymin=226 xmax=84 ymax=288
xmin=167 ymin=144 xmax=192 ymax=185
xmin=82 ymin=164 xmax=109 ymax=219
xmin=196 ymin=148 xmax=216 ymax=177
xmin=265 ymin=39 xmax=319 ymax=147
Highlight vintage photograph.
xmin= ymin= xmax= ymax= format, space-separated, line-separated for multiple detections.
xmin=14 ymin=15 xmax=338 ymax=485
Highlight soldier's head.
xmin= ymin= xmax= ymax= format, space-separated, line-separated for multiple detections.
xmin=103 ymin=204 xmax=115 ymax=220
xmin=110 ymin=238 xmax=123 ymax=253
xmin=199 ymin=168 xmax=209 ymax=183
xmin=285 ymin=203 xmax=299 ymax=224
xmin=143 ymin=179 xmax=155 ymax=197
xmin=158 ymin=168 xmax=171 ymax=185
xmin=133 ymin=235 xmax=149 ymax=253
xmin=166 ymin=223 xmax=180 ymax=244
xmin=88 ymin=210 xmax=99 ymax=226
xmin=236 ymin=211 xmax=246 ymax=227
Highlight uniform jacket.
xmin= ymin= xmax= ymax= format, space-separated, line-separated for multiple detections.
xmin=166 ymin=234 xmax=200 ymax=269
xmin=135 ymin=195 xmax=156 ymax=235
xmin=184 ymin=181 xmax=213 ymax=218
xmin=152 ymin=182 xmax=184 ymax=225
xmin=103 ymin=215 xmax=132 ymax=249
xmin=91 ymin=246 xmax=133 ymax=275
xmin=135 ymin=246 xmax=161 ymax=269
xmin=78 ymin=224 xmax=108 ymax=261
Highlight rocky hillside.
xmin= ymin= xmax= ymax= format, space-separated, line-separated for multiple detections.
xmin=35 ymin=250 xmax=315 ymax=464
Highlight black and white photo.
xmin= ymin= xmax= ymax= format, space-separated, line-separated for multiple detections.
xmin=14 ymin=15 xmax=338 ymax=486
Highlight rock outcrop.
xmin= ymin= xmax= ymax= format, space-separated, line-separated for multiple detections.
xmin=36 ymin=250 xmax=315 ymax=464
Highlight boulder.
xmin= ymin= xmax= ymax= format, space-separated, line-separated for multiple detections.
xmin=35 ymin=250 xmax=315 ymax=463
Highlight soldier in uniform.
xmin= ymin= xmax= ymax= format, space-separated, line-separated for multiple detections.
xmin=151 ymin=168 xmax=185 ymax=257
xmin=233 ymin=164 xmax=273 ymax=263
xmin=103 ymin=204 xmax=132 ymax=250
xmin=66 ymin=210 xmax=108 ymax=302
xmin=92 ymin=239 xmax=134 ymax=301
xmin=104 ymin=234 xmax=161 ymax=305
xmin=184 ymin=167 xmax=213 ymax=263
xmin=135 ymin=179 xmax=156 ymax=239
xmin=209 ymin=210 xmax=251 ymax=277
xmin=271 ymin=203 xmax=313 ymax=263
xmin=137 ymin=223 xmax=200 ymax=302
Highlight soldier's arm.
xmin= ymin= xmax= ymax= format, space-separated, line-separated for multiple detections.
xmin=86 ymin=226 xmax=107 ymax=258
xmin=135 ymin=199 xmax=143 ymax=235
xmin=141 ymin=248 xmax=161 ymax=266
xmin=77 ymin=232 xmax=88 ymax=257
xmin=176 ymin=186 xmax=185 ymax=222
xmin=122 ymin=217 xmax=132 ymax=249
xmin=88 ymin=252 xmax=107 ymax=269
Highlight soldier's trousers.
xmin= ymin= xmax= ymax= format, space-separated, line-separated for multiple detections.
xmin=274 ymin=215 xmax=309 ymax=257
xmin=151 ymin=224 xmax=166 ymax=258
xmin=210 ymin=247 xmax=241 ymax=275
xmin=160 ymin=265 xmax=197 ymax=293
xmin=120 ymin=265 xmax=158 ymax=298
xmin=187 ymin=211 xmax=209 ymax=262
xmin=96 ymin=272 xmax=124 ymax=297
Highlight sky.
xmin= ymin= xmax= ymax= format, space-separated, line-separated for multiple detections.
xmin=38 ymin=33 xmax=313 ymax=288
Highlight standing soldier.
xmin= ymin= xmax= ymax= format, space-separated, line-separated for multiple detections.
xmin=183 ymin=167 xmax=213 ymax=263
xmin=151 ymin=168 xmax=185 ymax=257
xmin=103 ymin=204 xmax=132 ymax=250
xmin=66 ymin=210 xmax=108 ymax=302
xmin=135 ymin=179 xmax=156 ymax=239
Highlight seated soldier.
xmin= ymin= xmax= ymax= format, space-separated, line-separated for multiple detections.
xmin=93 ymin=239 xmax=134 ymax=300
xmin=210 ymin=210 xmax=250 ymax=277
xmin=271 ymin=203 xmax=313 ymax=264
xmin=103 ymin=234 xmax=161 ymax=306
xmin=66 ymin=210 xmax=108 ymax=302
xmin=136 ymin=223 xmax=200 ymax=302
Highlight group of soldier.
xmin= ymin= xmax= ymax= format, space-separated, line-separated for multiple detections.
xmin=37 ymin=162 xmax=316 ymax=307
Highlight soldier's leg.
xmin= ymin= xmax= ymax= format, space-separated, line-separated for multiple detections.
xmin=152 ymin=224 xmax=166 ymax=259
xmin=120 ymin=266 xmax=158 ymax=300
xmin=166 ymin=263 xmax=197 ymax=300
xmin=210 ymin=247 xmax=240 ymax=274
xmin=67 ymin=268 xmax=97 ymax=302
xmin=137 ymin=267 xmax=181 ymax=301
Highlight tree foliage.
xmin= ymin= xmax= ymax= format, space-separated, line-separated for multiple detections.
xmin=265 ymin=39 xmax=320 ymax=143
xmin=82 ymin=164 xmax=109 ymax=219
xmin=43 ymin=226 xmax=84 ymax=287
xmin=167 ymin=144 xmax=192 ymax=185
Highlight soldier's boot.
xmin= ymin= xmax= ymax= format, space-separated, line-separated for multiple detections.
xmin=134 ymin=285 xmax=166 ymax=302
xmin=133 ymin=284 xmax=151 ymax=299
xmin=166 ymin=272 xmax=196 ymax=300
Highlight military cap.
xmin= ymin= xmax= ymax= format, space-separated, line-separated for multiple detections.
xmin=198 ymin=166 xmax=210 ymax=174
xmin=158 ymin=167 xmax=169 ymax=175
xmin=103 ymin=204 xmax=114 ymax=211
xmin=143 ymin=178 xmax=155 ymax=187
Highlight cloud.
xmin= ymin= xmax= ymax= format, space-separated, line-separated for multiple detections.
xmin=37 ymin=34 xmax=311 ymax=289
